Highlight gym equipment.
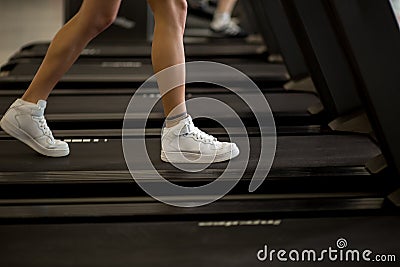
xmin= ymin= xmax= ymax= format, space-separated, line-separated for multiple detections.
xmin=65 ymin=0 xmax=154 ymax=43
xmin=258 ymin=0 xmax=308 ymax=81
xmin=324 ymin=0 xmax=400 ymax=203
xmin=0 ymin=58 xmax=289 ymax=89
xmin=246 ymin=0 xmax=281 ymax=61
xmin=0 ymin=129 xmax=385 ymax=198
xmin=0 ymin=88 xmax=323 ymax=130
xmin=0 ymin=216 xmax=398 ymax=267
xmin=9 ymin=0 xmax=267 ymax=61
xmin=8 ymin=40 xmax=266 ymax=61
xmin=0 ymin=2 xmax=399 ymax=265
xmin=282 ymin=0 xmax=363 ymax=121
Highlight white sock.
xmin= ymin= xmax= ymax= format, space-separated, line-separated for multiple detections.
xmin=17 ymin=99 xmax=37 ymax=106
xmin=211 ymin=12 xmax=231 ymax=29
xmin=165 ymin=112 xmax=188 ymax=128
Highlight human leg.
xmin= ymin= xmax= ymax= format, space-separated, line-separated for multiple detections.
xmin=23 ymin=0 xmax=122 ymax=103
xmin=147 ymin=0 xmax=188 ymax=123
xmin=1 ymin=0 xmax=122 ymax=157
xmin=211 ymin=0 xmax=247 ymax=38
xmin=148 ymin=0 xmax=239 ymax=163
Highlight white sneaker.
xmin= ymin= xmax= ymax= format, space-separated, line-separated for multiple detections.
xmin=161 ymin=116 xmax=240 ymax=164
xmin=0 ymin=99 xmax=70 ymax=157
xmin=210 ymin=20 xmax=248 ymax=38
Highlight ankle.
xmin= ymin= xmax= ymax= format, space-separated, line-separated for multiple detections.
xmin=165 ymin=112 xmax=188 ymax=128
xmin=212 ymin=12 xmax=231 ymax=28
xmin=17 ymin=98 xmax=38 ymax=106
xmin=21 ymin=96 xmax=40 ymax=105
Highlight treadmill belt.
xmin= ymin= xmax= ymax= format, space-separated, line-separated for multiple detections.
xmin=0 ymin=135 xmax=380 ymax=175
xmin=0 ymin=92 xmax=321 ymax=126
xmin=0 ymin=216 xmax=399 ymax=267
xmin=11 ymin=41 xmax=266 ymax=59
xmin=1 ymin=61 xmax=288 ymax=84
xmin=8 ymin=62 xmax=153 ymax=81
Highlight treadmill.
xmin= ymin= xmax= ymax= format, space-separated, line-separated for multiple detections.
xmin=0 ymin=87 xmax=323 ymax=130
xmin=282 ymin=0 xmax=364 ymax=122
xmin=9 ymin=40 xmax=266 ymax=60
xmin=0 ymin=214 xmax=399 ymax=267
xmin=0 ymin=2 xmax=399 ymax=265
xmin=0 ymin=0 xmax=292 ymax=90
xmin=324 ymin=0 xmax=400 ymax=204
xmin=0 ymin=0 xmax=320 ymax=128
xmin=8 ymin=0 xmax=267 ymax=61
xmin=0 ymin=57 xmax=289 ymax=89
xmin=257 ymin=0 xmax=309 ymax=82
xmin=0 ymin=0 xmax=396 ymax=211
xmin=246 ymin=0 xmax=282 ymax=61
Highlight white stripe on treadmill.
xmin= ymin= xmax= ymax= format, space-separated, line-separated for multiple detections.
xmin=198 ymin=220 xmax=282 ymax=227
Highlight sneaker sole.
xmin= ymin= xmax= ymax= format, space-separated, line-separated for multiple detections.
xmin=161 ymin=146 xmax=240 ymax=164
xmin=0 ymin=118 xmax=70 ymax=158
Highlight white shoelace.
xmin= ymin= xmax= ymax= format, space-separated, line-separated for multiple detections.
xmin=35 ymin=116 xmax=55 ymax=143
xmin=185 ymin=124 xmax=217 ymax=144
xmin=212 ymin=20 xmax=241 ymax=36
xmin=223 ymin=21 xmax=241 ymax=35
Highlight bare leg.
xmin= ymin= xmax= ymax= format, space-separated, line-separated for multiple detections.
xmin=210 ymin=0 xmax=246 ymax=38
xmin=147 ymin=0 xmax=188 ymax=119
xmin=216 ymin=0 xmax=237 ymax=14
xmin=147 ymin=0 xmax=240 ymax=164
xmin=22 ymin=0 xmax=122 ymax=103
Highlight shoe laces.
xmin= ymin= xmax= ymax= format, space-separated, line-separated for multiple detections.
xmin=222 ymin=21 xmax=242 ymax=36
xmin=184 ymin=122 xmax=217 ymax=144
xmin=35 ymin=116 xmax=55 ymax=143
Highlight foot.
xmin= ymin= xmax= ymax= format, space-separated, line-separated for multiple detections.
xmin=0 ymin=99 xmax=69 ymax=157
xmin=210 ymin=20 xmax=248 ymax=38
xmin=161 ymin=116 xmax=240 ymax=164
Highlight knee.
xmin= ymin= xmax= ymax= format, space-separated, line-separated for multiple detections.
xmin=77 ymin=10 xmax=117 ymax=35
xmin=150 ymin=0 xmax=187 ymax=14
xmin=165 ymin=0 xmax=188 ymax=32
xmin=150 ymin=0 xmax=187 ymax=32
xmin=173 ymin=0 xmax=188 ymax=15
xmin=92 ymin=12 xmax=117 ymax=33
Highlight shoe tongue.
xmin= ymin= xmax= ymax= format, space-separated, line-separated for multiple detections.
xmin=37 ymin=100 xmax=47 ymax=109
xmin=178 ymin=116 xmax=195 ymax=135
xmin=31 ymin=100 xmax=47 ymax=116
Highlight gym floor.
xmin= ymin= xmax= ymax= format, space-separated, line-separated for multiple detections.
xmin=0 ymin=0 xmax=63 ymax=65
